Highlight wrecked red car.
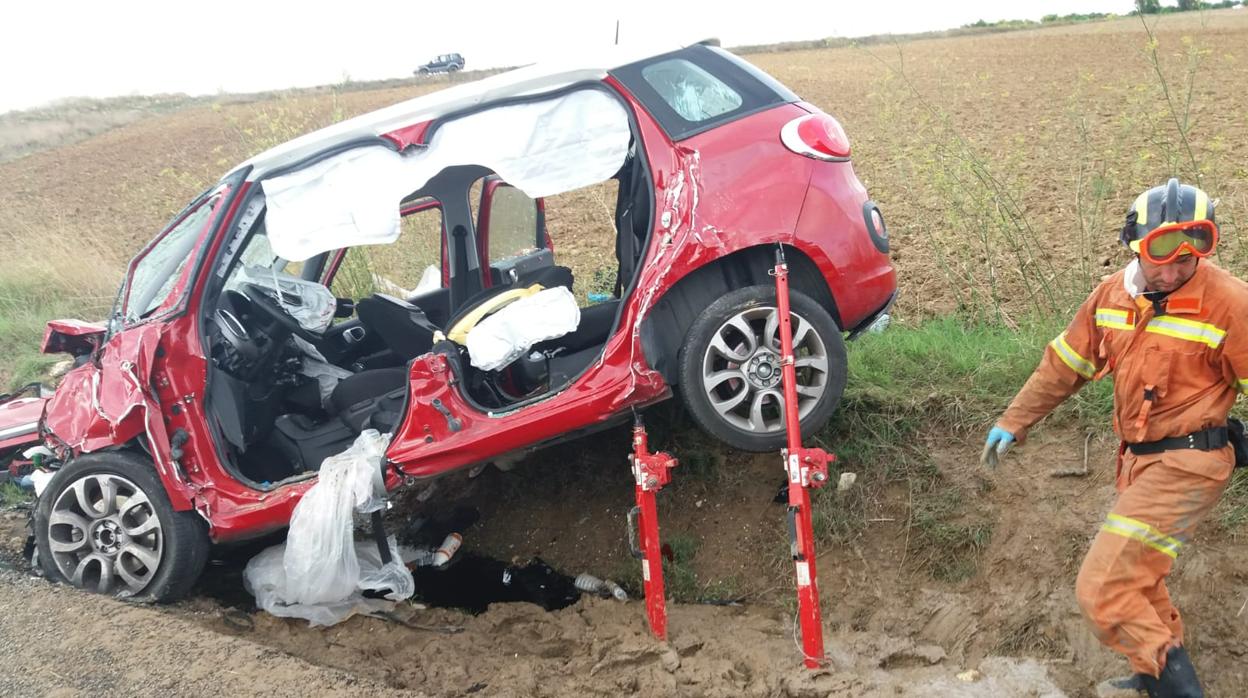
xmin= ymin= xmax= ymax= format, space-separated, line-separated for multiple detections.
xmin=23 ymin=40 xmax=895 ymax=600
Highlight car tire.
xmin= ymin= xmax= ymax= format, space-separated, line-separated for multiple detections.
xmin=677 ymin=284 xmax=847 ymax=452
xmin=34 ymin=450 xmax=210 ymax=602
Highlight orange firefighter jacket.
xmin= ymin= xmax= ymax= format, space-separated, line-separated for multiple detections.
xmin=999 ymin=261 xmax=1248 ymax=445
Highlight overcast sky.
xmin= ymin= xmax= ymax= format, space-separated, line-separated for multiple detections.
xmin=1 ymin=0 xmax=1138 ymax=114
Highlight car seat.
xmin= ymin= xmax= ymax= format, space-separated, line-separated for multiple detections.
xmin=354 ymin=294 xmax=440 ymax=362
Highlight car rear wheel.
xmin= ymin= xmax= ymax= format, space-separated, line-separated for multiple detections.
xmin=677 ymin=285 xmax=847 ymax=452
xmin=34 ymin=450 xmax=209 ymax=601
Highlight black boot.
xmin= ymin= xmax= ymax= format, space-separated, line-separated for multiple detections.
xmin=1095 ymin=672 xmax=1146 ymax=696
xmin=1141 ymin=646 xmax=1203 ymax=698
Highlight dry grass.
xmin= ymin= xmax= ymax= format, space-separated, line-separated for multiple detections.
xmin=2 ymin=11 xmax=1248 ymax=386
xmin=748 ymin=9 xmax=1248 ymax=320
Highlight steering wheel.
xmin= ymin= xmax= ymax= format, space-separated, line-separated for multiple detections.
xmin=213 ymin=308 xmax=259 ymax=361
xmin=240 ymin=282 xmax=323 ymax=344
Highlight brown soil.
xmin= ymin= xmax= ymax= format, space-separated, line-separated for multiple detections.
xmin=746 ymin=10 xmax=1248 ymax=320
xmin=3 ymin=422 xmax=1246 ymax=696
xmin=5 ymin=12 xmax=1248 ymax=322
xmin=3 ymin=12 xmax=1248 ymax=698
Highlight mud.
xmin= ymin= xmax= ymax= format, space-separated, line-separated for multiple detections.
xmin=0 ymin=550 xmax=1065 ymax=698
xmin=3 ymin=422 xmax=1246 ymax=696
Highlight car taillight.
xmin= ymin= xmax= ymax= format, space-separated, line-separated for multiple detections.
xmin=780 ymin=113 xmax=851 ymax=161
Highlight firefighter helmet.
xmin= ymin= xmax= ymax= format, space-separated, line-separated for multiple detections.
xmin=1120 ymin=178 xmax=1215 ymax=251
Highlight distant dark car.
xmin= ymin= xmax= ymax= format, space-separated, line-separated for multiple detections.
xmin=416 ymin=53 xmax=464 ymax=75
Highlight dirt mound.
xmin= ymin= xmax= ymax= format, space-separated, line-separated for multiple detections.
xmin=3 ymin=421 xmax=1244 ymax=696
xmin=0 ymin=554 xmax=1063 ymax=697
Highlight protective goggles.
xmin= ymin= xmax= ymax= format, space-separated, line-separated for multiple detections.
xmin=1130 ymin=219 xmax=1218 ymax=264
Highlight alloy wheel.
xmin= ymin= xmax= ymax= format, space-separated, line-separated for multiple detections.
xmin=700 ymin=306 xmax=829 ymax=434
xmin=47 ymin=473 xmax=164 ymax=597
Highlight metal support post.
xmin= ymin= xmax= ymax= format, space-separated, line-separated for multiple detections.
xmin=773 ymin=247 xmax=832 ymax=669
xmin=626 ymin=414 xmax=678 ymax=641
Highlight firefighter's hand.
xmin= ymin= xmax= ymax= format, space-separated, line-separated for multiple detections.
xmin=981 ymin=426 xmax=1015 ymax=469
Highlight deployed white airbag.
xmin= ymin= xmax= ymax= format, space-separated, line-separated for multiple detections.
xmin=229 ymin=265 xmax=337 ymax=334
xmin=466 ymin=286 xmax=580 ymax=371
xmin=263 ymin=89 xmax=631 ymax=261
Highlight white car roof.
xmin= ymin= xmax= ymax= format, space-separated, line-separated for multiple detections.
xmin=235 ymin=38 xmax=714 ymax=180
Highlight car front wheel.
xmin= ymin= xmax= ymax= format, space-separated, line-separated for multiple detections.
xmin=34 ymin=450 xmax=209 ymax=601
xmin=677 ymin=285 xmax=847 ymax=452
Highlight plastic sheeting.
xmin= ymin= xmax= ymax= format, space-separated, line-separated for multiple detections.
xmin=244 ymin=538 xmax=408 ymax=627
xmin=413 ymin=265 xmax=441 ymax=295
xmin=465 ymin=286 xmax=580 ymax=371
xmin=262 ymin=89 xmax=631 ymax=261
xmin=243 ymin=430 xmax=415 ymax=626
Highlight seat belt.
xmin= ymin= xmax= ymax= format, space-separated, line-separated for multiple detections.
xmin=449 ymin=224 xmax=471 ymax=311
xmin=615 ymin=147 xmax=643 ymax=297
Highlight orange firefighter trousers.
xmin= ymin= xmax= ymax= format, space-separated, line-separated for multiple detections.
xmin=1075 ymin=444 xmax=1233 ymax=676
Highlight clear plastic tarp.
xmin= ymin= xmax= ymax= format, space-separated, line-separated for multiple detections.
xmin=243 ymin=430 xmax=415 ymax=626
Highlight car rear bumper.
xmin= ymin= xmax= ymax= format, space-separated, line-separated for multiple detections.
xmin=846 ymin=289 xmax=896 ymax=340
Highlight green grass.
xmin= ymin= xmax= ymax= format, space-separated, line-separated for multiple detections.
xmin=0 ymin=276 xmax=112 ymax=388
xmin=843 ymin=314 xmax=1113 ymax=433
xmin=0 ymin=482 xmax=32 ymax=508
xmin=1216 ymin=468 xmax=1248 ymax=532
xmin=613 ymin=530 xmax=742 ymax=604
xmin=909 ymin=482 xmax=994 ymax=582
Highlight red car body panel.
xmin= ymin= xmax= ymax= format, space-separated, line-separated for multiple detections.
xmin=41 ymin=319 xmax=107 ymax=356
xmin=0 ymin=396 xmax=45 ymax=452
xmin=381 ymin=120 xmax=432 ymax=152
xmin=386 ymin=328 xmax=669 ymax=478
xmin=794 ymin=159 xmax=896 ymax=328
xmin=42 ymin=323 xmax=197 ymax=507
xmin=27 ymin=53 xmax=895 ymax=544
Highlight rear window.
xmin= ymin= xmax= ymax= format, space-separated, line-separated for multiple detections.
xmin=611 ymin=43 xmax=797 ymax=141
xmin=641 ymin=59 xmax=742 ymax=122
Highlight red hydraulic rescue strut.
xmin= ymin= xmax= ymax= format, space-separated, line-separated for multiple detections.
xmin=627 ymin=413 xmax=678 ymax=641
xmin=773 ymin=246 xmax=832 ymax=669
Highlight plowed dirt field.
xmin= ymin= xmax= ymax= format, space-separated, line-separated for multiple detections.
xmin=2 ymin=10 xmax=1248 ymax=698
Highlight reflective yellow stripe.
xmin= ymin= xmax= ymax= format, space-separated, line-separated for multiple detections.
xmin=1237 ymin=378 xmax=1248 ymax=395
xmin=1194 ymin=189 xmax=1208 ymax=222
xmin=1094 ymin=308 xmax=1134 ymax=331
xmin=1133 ymin=190 xmax=1151 ymax=219
xmin=1128 ymin=191 xmax=1152 ymax=253
xmin=1102 ymin=513 xmax=1182 ymax=558
xmin=1144 ymin=316 xmax=1226 ymax=349
xmin=1049 ymin=332 xmax=1095 ymax=379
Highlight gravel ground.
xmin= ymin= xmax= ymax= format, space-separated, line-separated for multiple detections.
xmin=0 ymin=564 xmax=415 ymax=697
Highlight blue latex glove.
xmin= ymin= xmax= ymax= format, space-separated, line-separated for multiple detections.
xmin=981 ymin=426 xmax=1015 ymax=469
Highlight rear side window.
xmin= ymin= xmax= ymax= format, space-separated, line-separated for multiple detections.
xmin=611 ymin=43 xmax=797 ymax=141
xmin=484 ymin=185 xmax=541 ymax=264
xmin=641 ymin=59 xmax=742 ymax=122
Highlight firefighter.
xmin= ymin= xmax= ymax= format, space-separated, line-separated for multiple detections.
xmin=982 ymin=179 xmax=1243 ymax=697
